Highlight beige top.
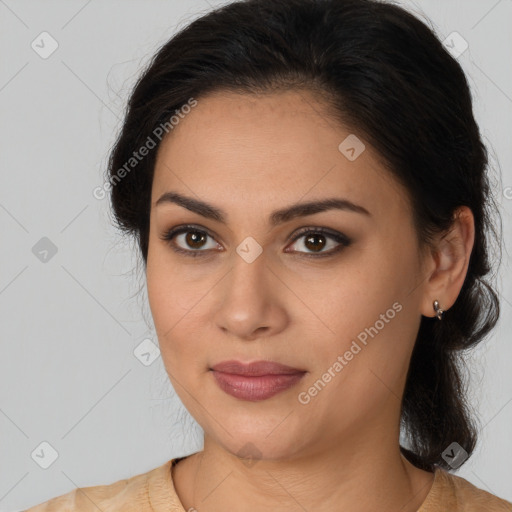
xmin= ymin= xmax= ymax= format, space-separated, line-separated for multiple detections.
xmin=24 ymin=455 xmax=512 ymax=511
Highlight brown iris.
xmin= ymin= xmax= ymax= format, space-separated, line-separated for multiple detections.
xmin=185 ymin=231 xmax=207 ymax=249
xmin=304 ymin=234 xmax=326 ymax=252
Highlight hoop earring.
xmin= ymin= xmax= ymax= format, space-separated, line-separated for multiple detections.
xmin=433 ymin=300 xmax=444 ymax=320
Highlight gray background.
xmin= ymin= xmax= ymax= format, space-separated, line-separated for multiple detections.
xmin=1 ymin=0 xmax=511 ymax=510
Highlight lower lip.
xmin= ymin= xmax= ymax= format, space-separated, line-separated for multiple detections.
xmin=211 ymin=371 xmax=306 ymax=401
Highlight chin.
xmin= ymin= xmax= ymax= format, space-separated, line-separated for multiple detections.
xmin=209 ymin=421 xmax=310 ymax=464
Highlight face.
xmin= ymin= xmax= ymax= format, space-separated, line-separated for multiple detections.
xmin=146 ymin=89 xmax=429 ymax=461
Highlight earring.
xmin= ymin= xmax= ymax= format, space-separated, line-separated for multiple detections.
xmin=433 ymin=300 xmax=444 ymax=320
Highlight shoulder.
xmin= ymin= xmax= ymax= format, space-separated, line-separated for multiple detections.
xmin=23 ymin=458 xmax=183 ymax=512
xmin=419 ymin=467 xmax=512 ymax=511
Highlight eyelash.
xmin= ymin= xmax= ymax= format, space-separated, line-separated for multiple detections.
xmin=159 ymin=224 xmax=352 ymax=259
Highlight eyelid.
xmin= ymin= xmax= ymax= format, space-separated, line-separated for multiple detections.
xmin=160 ymin=223 xmax=352 ymax=257
xmin=287 ymin=226 xmax=351 ymax=246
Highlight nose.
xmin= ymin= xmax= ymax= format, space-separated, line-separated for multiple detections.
xmin=213 ymin=250 xmax=289 ymax=341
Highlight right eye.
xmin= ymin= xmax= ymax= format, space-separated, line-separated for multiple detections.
xmin=159 ymin=225 xmax=222 ymax=257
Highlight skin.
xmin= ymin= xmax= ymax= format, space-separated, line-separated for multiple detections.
xmin=146 ymin=89 xmax=475 ymax=512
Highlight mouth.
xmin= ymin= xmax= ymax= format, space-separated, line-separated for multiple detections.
xmin=209 ymin=360 xmax=307 ymax=401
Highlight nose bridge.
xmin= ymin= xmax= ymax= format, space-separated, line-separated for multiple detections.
xmin=228 ymin=243 xmax=269 ymax=298
xmin=214 ymin=243 xmax=286 ymax=339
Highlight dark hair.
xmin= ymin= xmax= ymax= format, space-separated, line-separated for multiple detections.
xmin=106 ymin=0 xmax=503 ymax=472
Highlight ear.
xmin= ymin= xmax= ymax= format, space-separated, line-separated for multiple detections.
xmin=420 ymin=206 xmax=475 ymax=318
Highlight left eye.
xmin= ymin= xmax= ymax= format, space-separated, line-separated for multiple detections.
xmin=286 ymin=228 xmax=352 ymax=257
xmin=160 ymin=225 xmax=351 ymax=258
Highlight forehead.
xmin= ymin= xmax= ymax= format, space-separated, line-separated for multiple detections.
xmin=152 ymin=90 xmax=410 ymax=222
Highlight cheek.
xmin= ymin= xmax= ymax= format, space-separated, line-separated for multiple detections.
xmin=300 ymin=261 xmax=394 ymax=346
xmin=147 ymin=280 xmax=192 ymax=352
xmin=146 ymin=251 xmax=213 ymax=377
xmin=301 ymin=250 xmax=415 ymax=385
xmin=147 ymin=241 xmax=199 ymax=328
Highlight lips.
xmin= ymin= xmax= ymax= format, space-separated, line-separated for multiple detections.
xmin=210 ymin=360 xmax=306 ymax=401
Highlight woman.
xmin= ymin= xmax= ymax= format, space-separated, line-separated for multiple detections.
xmin=25 ymin=0 xmax=511 ymax=510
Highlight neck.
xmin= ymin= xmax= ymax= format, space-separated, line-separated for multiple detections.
xmin=173 ymin=426 xmax=435 ymax=512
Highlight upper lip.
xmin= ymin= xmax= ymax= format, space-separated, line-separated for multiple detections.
xmin=210 ymin=360 xmax=305 ymax=376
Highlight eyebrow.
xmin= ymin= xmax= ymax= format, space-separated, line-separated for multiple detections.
xmin=154 ymin=191 xmax=371 ymax=226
